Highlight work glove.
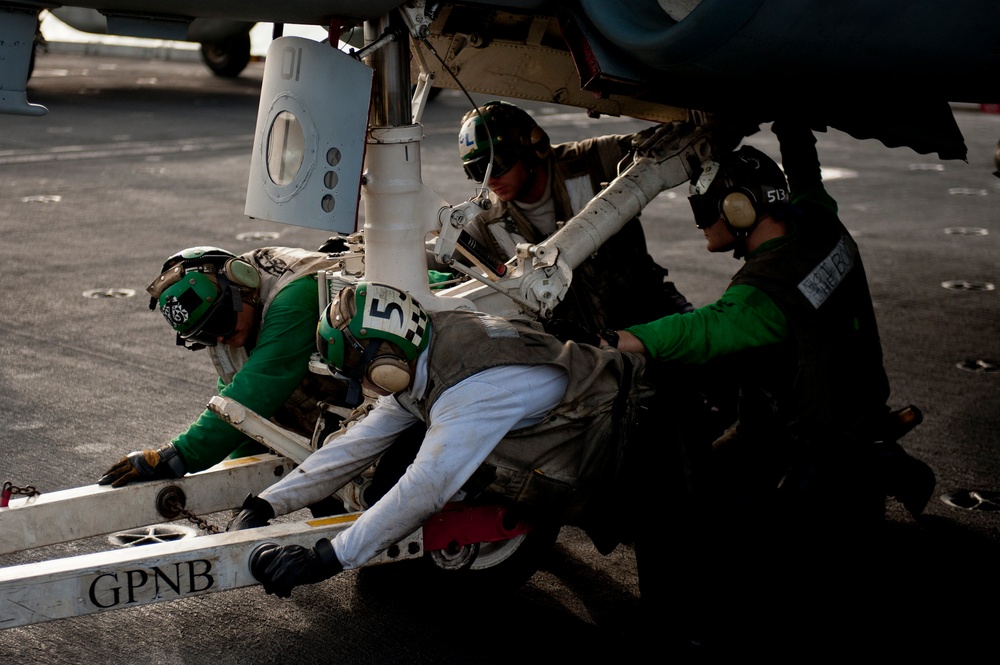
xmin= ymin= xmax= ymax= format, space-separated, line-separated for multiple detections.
xmin=317 ymin=235 xmax=349 ymax=254
xmin=226 ymin=494 xmax=276 ymax=531
xmin=98 ymin=444 xmax=186 ymax=488
xmin=250 ymin=538 xmax=343 ymax=598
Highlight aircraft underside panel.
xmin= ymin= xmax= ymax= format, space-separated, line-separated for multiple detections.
xmin=415 ymin=0 xmax=997 ymax=159
xmin=6 ymin=0 xmax=1000 ymax=157
xmin=581 ymin=0 xmax=1000 ymax=103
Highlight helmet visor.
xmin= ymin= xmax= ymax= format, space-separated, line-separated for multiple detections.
xmin=462 ymin=145 xmax=520 ymax=183
xmin=689 ymin=194 xmax=723 ymax=230
xmin=178 ymin=288 xmax=238 ymax=347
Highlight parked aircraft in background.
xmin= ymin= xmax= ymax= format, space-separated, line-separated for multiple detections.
xmin=46 ymin=7 xmax=257 ymax=77
xmin=3 ymin=0 xmax=998 ymax=158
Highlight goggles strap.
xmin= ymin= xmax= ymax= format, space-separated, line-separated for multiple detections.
xmin=340 ymin=324 xmax=363 ymax=351
xmin=217 ymin=273 xmax=242 ymax=312
xmin=344 ymin=339 xmax=384 ymax=407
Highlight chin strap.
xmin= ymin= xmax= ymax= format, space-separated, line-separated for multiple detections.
xmin=731 ymin=227 xmax=750 ymax=260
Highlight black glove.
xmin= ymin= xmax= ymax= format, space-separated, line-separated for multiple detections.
xmin=543 ymin=318 xmax=599 ymax=346
xmin=98 ymin=444 xmax=186 ymax=488
xmin=226 ymin=494 xmax=276 ymax=531
xmin=317 ymin=235 xmax=349 ymax=254
xmin=250 ymin=538 xmax=343 ymax=598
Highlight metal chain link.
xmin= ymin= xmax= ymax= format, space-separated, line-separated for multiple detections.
xmin=162 ymin=494 xmax=220 ymax=534
xmin=3 ymin=481 xmax=40 ymax=497
xmin=2 ymin=481 xmax=41 ymax=507
xmin=3 ymin=480 xmax=221 ymax=534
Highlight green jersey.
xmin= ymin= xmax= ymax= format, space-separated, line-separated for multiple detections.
xmin=170 ymin=275 xmax=319 ymax=472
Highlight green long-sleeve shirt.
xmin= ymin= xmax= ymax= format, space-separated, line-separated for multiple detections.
xmin=170 ymin=275 xmax=319 ymax=472
xmin=626 ymin=124 xmax=839 ymax=364
xmin=626 ymin=283 xmax=787 ymax=364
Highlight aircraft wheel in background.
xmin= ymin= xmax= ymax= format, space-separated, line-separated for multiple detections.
xmin=200 ymin=32 xmax=252 ymax=78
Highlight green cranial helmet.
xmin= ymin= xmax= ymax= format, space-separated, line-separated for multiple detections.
xmin=457 ymin=101 xmax=550 ymax=182
xmin=146 ymin=246 xmax=261 ymax=349
xmin=317 ymin=282 xmax=430 ymax=369
xmin=316 ymin=282 xmax=431 ymax=404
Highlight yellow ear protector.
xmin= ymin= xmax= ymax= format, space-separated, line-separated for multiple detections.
xmin=712 ymin=146 xmax=790 ymax=233
xmin=221 ymin=257 xmax=261 ymax=290
xmin=341 ymin=339 xmax=412 ymax=399
xmin=720 ymin=188 xmax=761 ymax=230
xmin=364 ymin=342 xmax=413 ymax=393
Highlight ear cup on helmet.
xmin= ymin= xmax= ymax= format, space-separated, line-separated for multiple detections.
xmin=712 ymin=145 xmax=790 ymax=233
xmin=721 ymin=189 xmax=759 ymax=230
xmin=365 ymin=355 xmax=412 ymax=393
xmin=223 ymin=257 xmax=261 ymax=289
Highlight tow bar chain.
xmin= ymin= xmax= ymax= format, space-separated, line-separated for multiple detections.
xmin=159 ymin=488 xmax=220 ymax=535
xmin=1 ymin=481 xmax=40 ymax=508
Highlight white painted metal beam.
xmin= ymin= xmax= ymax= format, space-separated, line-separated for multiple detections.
xmin=0 ymin=514 xmax=423 ymax=629
xmin=0 ymin=455 xmax=294 ymax=555
xmin=208 ymin=396 xmax=314 ymax=463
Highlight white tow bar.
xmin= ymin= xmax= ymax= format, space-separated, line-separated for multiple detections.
xmin=0 ymin=513 xmax=423 ymax=629
xmin=0 ymin=455 xmax=293 ymax=555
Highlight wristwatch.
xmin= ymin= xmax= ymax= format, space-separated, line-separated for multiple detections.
xmin=599 ymin=328 xmax=619 ymax=350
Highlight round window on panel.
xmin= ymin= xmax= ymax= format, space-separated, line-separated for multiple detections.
xmin=267 ymin=111 xmax=306 ymax=186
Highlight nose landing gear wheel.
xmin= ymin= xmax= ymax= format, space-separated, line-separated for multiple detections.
xmin=428 ymin=541 xmax=480 ymax=570
xmin=426 ymin=533 xmax=531 ymax=572
xmin=423 ymin=528 xmax=559 ymax=595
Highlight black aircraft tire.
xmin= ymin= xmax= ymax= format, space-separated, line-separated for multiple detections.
xmin=356 ymin=526 xmax=559 ymax=598
xmin=421 ymin=525 xmax=560 ymax=593
xmin=200 ymin=32 xmax=252 ymax=78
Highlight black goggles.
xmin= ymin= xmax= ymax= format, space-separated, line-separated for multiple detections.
xmin=462 ymin=146 xmax=520 ymax=183
xmin=179 ymin=288 xmax=239 ymax=347
xmin=689 ymin=194 xmax=723 ymax=230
